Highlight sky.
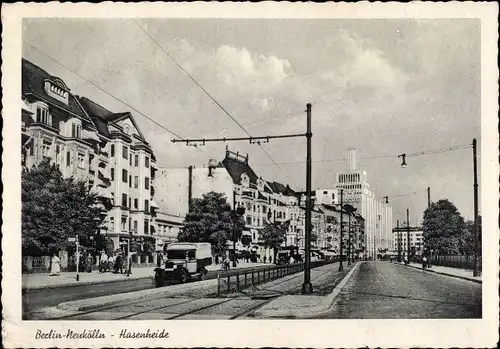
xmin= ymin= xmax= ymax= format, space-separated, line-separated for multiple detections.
xmin=22 ymin=18 xmax=481 ymax=223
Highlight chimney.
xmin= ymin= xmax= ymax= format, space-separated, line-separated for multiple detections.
xmin=347 ymin=148 xmax=356 ymax=171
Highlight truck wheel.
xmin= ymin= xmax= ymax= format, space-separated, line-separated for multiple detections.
xmin=180 ymin=269 xmax=189 ymax=283
xmin=155 ymin=273 xmax=165 ymax=288
xmin=199 ymin=268 xmax=207 ymax=281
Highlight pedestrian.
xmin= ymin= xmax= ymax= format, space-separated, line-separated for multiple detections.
xmin=263 ymin=255 xmax=267 ymax=263
xmin=50 ymin=252 xmax=61 ymax=276
xmin=289 ymin=255 xmax=294 ymax=265
xmin=422 ymin=254 xmax=428 ymax=270
xmin=269 ymin=255 xmax=273 ymax=264
xmin=114 ymin=254 xmax=122 ymax=274
xmin=86 ymin=254 xmax=93 ymax=273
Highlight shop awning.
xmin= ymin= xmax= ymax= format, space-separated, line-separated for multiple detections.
xmin=82 ymin=129 xmax=100 ymax=141
xmin=150 ymin=200 xmax=160 ymax=209
xmin=151 ymin=162 xmax=158 ymax=169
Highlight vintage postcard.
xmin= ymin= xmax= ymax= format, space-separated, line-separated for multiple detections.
xmin=2 ymin=2 xmax=499 ymax=348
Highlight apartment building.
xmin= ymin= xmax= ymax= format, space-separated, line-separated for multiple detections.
xmin=22 ymin=59 xmax=159 ymax=263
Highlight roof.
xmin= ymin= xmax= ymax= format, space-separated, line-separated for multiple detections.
xmin=22 ymin=59 xmax=91 ymax=122
xmin=222 ymin=154 xmax=259 ymax=185
xmin=76 ymin=97 xmax=114 ymax=138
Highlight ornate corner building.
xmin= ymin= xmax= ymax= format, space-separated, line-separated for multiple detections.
xmin=21 ymin=59 xmax=160 ymax=263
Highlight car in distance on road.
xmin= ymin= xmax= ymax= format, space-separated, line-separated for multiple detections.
xmin=154 ymin=242 xmax=213 ymax=287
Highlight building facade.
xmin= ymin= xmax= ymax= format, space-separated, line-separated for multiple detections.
xmin=333 ymin=148 xmax=392 ymax=258
xmin=392 ymin=225 xmax=424 ymax=257
xmin=22 ymin=59 xmax=160 ymax=263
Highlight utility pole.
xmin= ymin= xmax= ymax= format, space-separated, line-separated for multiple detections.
xmin=232 ymin=190 xmax=237 ymax=268
xmin=397 ymin=220 xmax=401 ymax=262
xmin=472 ymin=138 xmax=481 ymax=277
xmin=338 ymin=189 xmax=344 ymax=271
xmin=347 ymin=211 xmax=351 ymax=266
xmin=170 ymin=104 xmax=314 ymax=291
xmin=406 ymin=208 xmax=410 ymax=264
xmin=302 ymin=103 xmax=313 ymax=294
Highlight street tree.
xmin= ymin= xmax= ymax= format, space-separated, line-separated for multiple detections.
xmin=260 ymin=220 xmax=290 ymax=262
xmin=422 ymin=199 xmax=465 ymax=255
xmin=458 ymin=215 xmax=481 ymax=256
xmin=22 ymin=158 xmax=105 ymax=256
xmin=178 ymin=192 xmax=245 ymax=256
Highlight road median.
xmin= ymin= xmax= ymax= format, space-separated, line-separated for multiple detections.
xmin=252 ymin=261 xmax=361 ymax=319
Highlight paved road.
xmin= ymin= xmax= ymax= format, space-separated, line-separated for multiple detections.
xmin=318 ymin=261 xmax=481 ymax=319
xmin=22 ymin=264 xmax=275 ymax=316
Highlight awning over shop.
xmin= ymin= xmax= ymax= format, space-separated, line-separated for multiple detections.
xmin=98 ymin=167 xmax=111 ymax=180
xmin=150 ymin=200 xmax=160 ymax=209
xmin=82 ymin=129 xmax=101 ymax=141
xmin=151 ymin=162 xmax=158 ymax=169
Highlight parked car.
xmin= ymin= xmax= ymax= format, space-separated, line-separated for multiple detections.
xmin=154 ymin=242 xmax=212 ymax=287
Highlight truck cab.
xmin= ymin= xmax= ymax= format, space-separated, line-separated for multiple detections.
xmin=154 ymin=242 xmax=212 ymax=287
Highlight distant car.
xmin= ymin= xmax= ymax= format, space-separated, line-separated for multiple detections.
xmin=154 ymin=242 xmax=212 ymax=287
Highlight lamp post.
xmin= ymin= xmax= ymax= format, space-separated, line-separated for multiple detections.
xmin=338 ymin=189 xmax=344 ymax=271
xmin=472 ymin=138 xmax=480 ymax=277
xmin=347 ymin=212 xmax=351 ymax=266
xmin=406 ymin=209 xmax=410 ymax=264
xmin=397 ymin=220 xmax=401 ymax=263
xmin=301 ymin=103 xmax=313 ymax=294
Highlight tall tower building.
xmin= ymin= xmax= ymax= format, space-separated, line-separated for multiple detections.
xmin=334 ymin=149 xmax=392 ymax=258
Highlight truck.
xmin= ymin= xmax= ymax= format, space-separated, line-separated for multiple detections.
xmin=154 ymin=242 xmax=213 ymax=287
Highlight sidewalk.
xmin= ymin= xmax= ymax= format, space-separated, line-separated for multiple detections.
xmin=23 ymin=262 xmax=269 ymax=290
xmin=251 ymin=262 xmax=360 ymax=319
xmin=403 ymin=262 xmax=482 ymax=283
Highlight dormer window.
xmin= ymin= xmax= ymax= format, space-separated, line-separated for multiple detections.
xmin=44 ymin=80 xmax=69 ymax=105
xmin=71 ymin=123 xmax=82 ymax=138
xmin=241 ymin=173 xmax=250 ymax=188
xmin=35 ymin=103 xmax=51 ymax=125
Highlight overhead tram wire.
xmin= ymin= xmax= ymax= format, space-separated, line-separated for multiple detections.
xmin=132 ymin=19 xmax=297 ymax=187
xmin=23 ymin=42 xmax=223 ymax=163
xmin=252 ymin=144 xmax=473 ymax=167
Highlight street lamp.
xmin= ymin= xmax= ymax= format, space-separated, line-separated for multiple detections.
xmin=398 ymin=154 xmax=407 ymax=168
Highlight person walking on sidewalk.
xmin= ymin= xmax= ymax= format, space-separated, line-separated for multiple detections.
xmin=50 ymin=252 xmax=61 ymax=276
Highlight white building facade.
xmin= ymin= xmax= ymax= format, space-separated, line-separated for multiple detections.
xmin=333 ymin=148 xmax=392 ymax=258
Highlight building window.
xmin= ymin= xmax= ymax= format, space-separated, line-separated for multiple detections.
xmin=88 ymin=180 xmax=94 ymax=192
xmin=111 ymin=168 xmax=115 ymax=181
xmin=129 ymin=175 xmax=132 ymax=188
xmin=246 ymin=216 xmax=252 ymax=225
xmin=121 ymin=217 xmax=127 ymax=231
xmin=135 ymin=154 xmax=139 ymax=167
xmin=122 ymin=193 xmax=127 ymax=207
xmin=122 ymin=145 xmax=128 ymax=160
xmin=133 ymin=220 xmax=138 ymax=232
xmin=134 ymin=198 xmax=138 ymax=209
xmin=145 ymin=156 xmax=149 ymax=168
xmin=122 ymin=169 xmax=128 ymax=183
xmin=144 ymin=200 xmax=149 ymax=213
xmin=129 ymin=154 xmax=133 ymax=166
xmin=41 ymin=140 xmax=51 ymax=158
xmin=77 ymin=153 xmax=85 ymax=169
xmin=134 ymin=176 xmax=139 ymax=188
xmin=66 ymin=151 xmax=71 ymax=166
xmin=110 ymin=144 xmax=115 ymax=157
xmin=128 ymin=197 xmax=131 ymax=208
xmin=144 ymin=220 xmax=149 ymax=234
xmin=71 ymin=123 xmax=82 ymax=138
xmin=36 ymin=106 xmax=50 ymax=125
xmin=145 ymin=177 xmax=150 ymax=190
xmin=109 ymin=217 xmax=114 ymax=230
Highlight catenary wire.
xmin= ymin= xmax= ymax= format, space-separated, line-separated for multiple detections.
xmin=131 ymin=19 xmax=297 ymax=187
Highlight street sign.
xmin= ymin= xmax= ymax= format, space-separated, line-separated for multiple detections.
xmin=68 ymin=237 xmax=76 ymax=242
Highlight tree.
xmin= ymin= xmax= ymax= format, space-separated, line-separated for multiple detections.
xmin=422 ymin=199 xmax=465 ymax=255
xmin=178 ymin=192 xmax=245 ymax=256
xmin=458 ymin=215 xmax=481 ymax=256
xmin=22 ymin=158 xmax=104 ymax=256
xmin=260 ymin=220 xmax=290 ymax=261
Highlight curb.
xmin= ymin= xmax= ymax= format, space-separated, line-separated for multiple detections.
xmin=23 ymin=275 xmax=154 ymax=291
xmin=57 ymin=278 xmax=219 ymax=312
xmin=254 ymin=261 xmax=361 ymax=318
xmin=397 ymin=263 xmax=482 ymax=284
